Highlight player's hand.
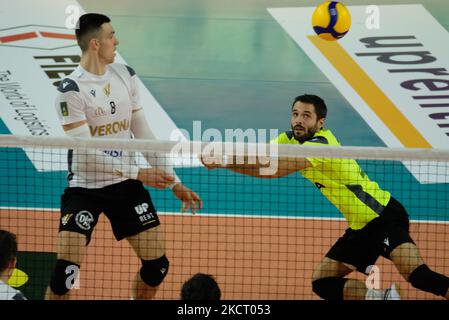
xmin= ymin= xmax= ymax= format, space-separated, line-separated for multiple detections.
xmin=172 ymin=183 xmax=203 ymax=215
xmin=200 ymin=154 xmax=227 ymax=170
xmin=137 ymin=168 xmax=175 ymax=189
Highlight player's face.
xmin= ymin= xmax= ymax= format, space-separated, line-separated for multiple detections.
xmin=291 ymin=101 xmax=324 ymax=142
xmin=97 ymin=23 xmax=119 ymax=64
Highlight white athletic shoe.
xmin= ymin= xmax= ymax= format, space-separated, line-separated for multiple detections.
xmin=384 ymin=283 xmax=401 ymax=300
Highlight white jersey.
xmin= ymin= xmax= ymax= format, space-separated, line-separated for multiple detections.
xmin=55 ymin=63 xmax=140 ymax=188
xmin=0 ymin=280 xmax=26 ymax=300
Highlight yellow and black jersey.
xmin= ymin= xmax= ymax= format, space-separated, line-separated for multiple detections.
xmin=271 ymin=129 xmax=391 ymax=230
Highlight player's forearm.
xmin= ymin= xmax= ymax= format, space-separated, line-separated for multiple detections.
xmin=73 ymin=150 xmax=139 ymax=179
xmin=64 ymin=122 xmax=139 ymax=179
xmin=224 ymin=154 xmax=271 ymax=169
xmin=226 ymin=167 xmax=277 ymax=178
xmin=278 ymin=157 xmax=310 ymax=172
xmin=141 ymin=151 xmax=181 ymax=185
xmin=223 ymin=156 xmax=280 ymax=178
xmin=226 ymin=156 xmax=306 ymax=178
xmin=131 ymin=108 xmax=181 ymax=185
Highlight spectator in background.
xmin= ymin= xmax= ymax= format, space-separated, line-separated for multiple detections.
xmin=0 ymin=229 xmax=26 ymax=300
xmin=181 ymin=273 xmax=221 ymax=300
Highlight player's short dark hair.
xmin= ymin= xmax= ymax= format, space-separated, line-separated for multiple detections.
xmin=181 ymin=273 xmax=221 ymax=300
xmin=75 ymin=13 xmax=111 ymax=52
xmin=0 ymin=229 xmax=18 ymax=273
xmin=292 ymin=94 xmax=327 ymax=120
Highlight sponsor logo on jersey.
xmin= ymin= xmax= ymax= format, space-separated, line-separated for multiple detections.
xmin=89 ymin=119 xmax=130 ymax=136
xmin=103 ymin=82 xmax=111 ymax=97
xmin=75 ymin=210 xmax=94 ymax=230
xmin=113 ymin=168 xmax=123 ymax=177
xmin=94 ymin=106 xmax=107 ymax=117
xmin=60 ymin=101 xmax=69 ymax=116
xmin=104 ymin=150 xmax=123 ymax=157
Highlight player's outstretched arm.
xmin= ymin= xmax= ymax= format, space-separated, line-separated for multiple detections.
xmin=62 ymin=120 xmax=140 ymax=179
xmin=276 ymin=156 xmax=312 ymax=175
xmin=137 ymin=167 xmax=175 ymax=189
xmin=131 ymin=108 xmax=202 ymax=214
xmin=131 ymin=108 xmax=181 ymax=184
xmin=201 ymin=154 xmax=311 ymax=178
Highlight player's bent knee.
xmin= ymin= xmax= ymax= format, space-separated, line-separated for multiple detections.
xmin=49 ymin=259 xmax=80 ymax=296
xmin=312 ymin=277 xmax=348 ymax=300
xmin=140 ymin=254 xmax=169 ymax=287
xmin=408 ymin=264 xmax=449 ymax=297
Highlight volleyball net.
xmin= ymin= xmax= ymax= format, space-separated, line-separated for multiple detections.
xmin=0 ymin=134 xmax=448 ymax=300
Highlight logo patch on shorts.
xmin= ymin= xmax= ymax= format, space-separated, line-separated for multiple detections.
xmin=61 ymin=213 xmax=73 ymax=226
xmin=134 ymin=203 xmax=156 ymax=224
xmin=134 ymin=203 xmax=149 ymax=215
xmin=75 ymin=210 xmax=94 ymax=230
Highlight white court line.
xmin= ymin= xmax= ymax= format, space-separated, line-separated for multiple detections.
xmin=1 ymin=206 xmax=448 ymax=224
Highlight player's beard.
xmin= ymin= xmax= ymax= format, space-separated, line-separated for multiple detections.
xmin=292 ymin=122 xmax=320 ymax=143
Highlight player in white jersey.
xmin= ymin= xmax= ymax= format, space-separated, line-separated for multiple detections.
xmin=56 ymin=62 xmax=145 ymax=188
xmin=0 ymin=230 xmax=26 ymax=300
xmin=55 ymin=60 xmax=165 ymax=188
xmin=45 ymin=13 xmax=202 ymax=300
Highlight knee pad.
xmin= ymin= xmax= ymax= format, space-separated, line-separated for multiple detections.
xmin=140 ymin=255 xmax=169 ymax=287
xmin=408 ymin=264 xmax=449 ymax=297
xmin=49 ymin=259 xmax=80 ymax=296
xmin=312 ymin=277 xmax=348 ymax=300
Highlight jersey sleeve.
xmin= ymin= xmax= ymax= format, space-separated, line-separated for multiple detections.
xmin=55 ymin=78 xmax=86 ymax=125
xmin=270 ymin=133 xmax=289 ymax=144
xmin=270 ymin=136 xmax=280 ymax=144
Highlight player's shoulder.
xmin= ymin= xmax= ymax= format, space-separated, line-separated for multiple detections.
xmin=57 ymin=67 xmax=84 ymax=93
xmin=271 ymin=131 xmax=297 ymax=144
xmin=307 ymin=129 xmax=340 ymax=146
xmin=109 ymin=63 xmax=136 ymax=77
xmin=320 ymin=129 xmax=340 ymax=145
xmin=57 ymin=77 xmax=80 ymax=93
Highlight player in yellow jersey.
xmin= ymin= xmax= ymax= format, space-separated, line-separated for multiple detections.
xmin=202 ymin=94 xmax=449 ymax=300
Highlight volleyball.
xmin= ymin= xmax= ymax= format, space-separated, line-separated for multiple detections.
xmin=312 ymin=1 xmax=351 ymax=41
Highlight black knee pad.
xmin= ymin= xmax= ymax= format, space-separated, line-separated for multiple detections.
xmin=312 ymin=277 xmax=348 ymax=300
xmin=140 ymin=255 xmax=169 ymax=287
xmin=49 ymin=259 xmax=80 ymax=296
xmin=408 ymin=264 xmax=449 ymax=297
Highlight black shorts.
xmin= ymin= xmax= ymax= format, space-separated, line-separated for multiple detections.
xmin=325 ymin=197 xmax=415 ymax=274
xmin=59 ymin=179 xmax=160 ymax=244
